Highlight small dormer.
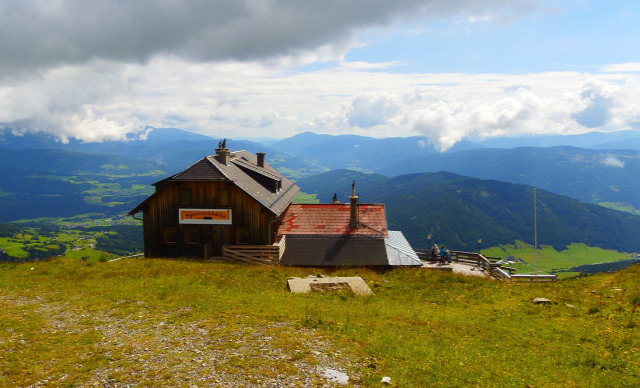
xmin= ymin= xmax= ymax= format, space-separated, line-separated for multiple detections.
xmin=231 ymin=153 xmax=282 ymax=193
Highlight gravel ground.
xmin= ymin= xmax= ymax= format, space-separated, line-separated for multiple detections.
xmin=2 ymin=295 xmax=365 ymax=387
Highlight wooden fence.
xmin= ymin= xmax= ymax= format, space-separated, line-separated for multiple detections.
xmin=509 ymin=273 xmax=558 ymax=282
xmin=203 ymin=242 xmax=214 ymax=260
xmin=222 ymin=236 xmax=286 ymax=266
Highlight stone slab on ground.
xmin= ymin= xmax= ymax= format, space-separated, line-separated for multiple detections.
xmin=287 ymin=276 xmax=374 ymax=296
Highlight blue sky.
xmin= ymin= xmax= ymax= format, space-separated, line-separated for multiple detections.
xmin=348 ymin=1 xmax=640 ymax=73
xmin=0 ymin=0 xmax=638 ymax=149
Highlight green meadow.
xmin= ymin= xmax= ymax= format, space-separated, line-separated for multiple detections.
xmin=598 ymin=202 xmax=640 ymax=215
xmin=293 ymin=191 xmax=320 ymax=204
xmin=483 ymin=242 xmax=634 ymax=278
xmin=1 ymin=258 xmax=638 ymax=386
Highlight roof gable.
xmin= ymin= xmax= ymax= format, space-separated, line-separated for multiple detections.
xmin=130 ymin=150 xmax=299 ymax=216
xmin=172 ymin=158 xmax=228 ymax=181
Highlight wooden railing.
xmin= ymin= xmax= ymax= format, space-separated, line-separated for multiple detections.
xmin=509 ymin=274 xmax=557 ymax=282
xmin=454 ymin=251 xmax=504 ymax=278
xmin=454 ymin=251 xmax=556 ymax=281
xmin=275 ymin=235 xmax=286 ymax=259
xmin=222 ymin=236 xmax=286 ymax=266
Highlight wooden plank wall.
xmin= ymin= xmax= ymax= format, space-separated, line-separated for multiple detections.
xmin=142 ymin=181 xmax=274 ymax=258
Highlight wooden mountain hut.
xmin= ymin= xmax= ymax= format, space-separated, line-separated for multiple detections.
xmin=129 ymin=147 xmax=299 ymax=262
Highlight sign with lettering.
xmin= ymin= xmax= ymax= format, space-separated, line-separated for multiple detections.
xmin=179 ymin=209 xmax=232 ymax=225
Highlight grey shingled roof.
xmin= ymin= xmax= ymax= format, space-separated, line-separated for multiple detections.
xmin=207 ymin=150 xmax=299 ymax=216
xmin=129 ymin=150 xmax=299 ymax=216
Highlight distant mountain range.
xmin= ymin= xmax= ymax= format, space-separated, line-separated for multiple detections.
xmin=0 ymin=127 xmax=326 ymax=178
xmin=268 ymin=131 xmax=478 ymax=172
xmin=295 ymin=169 xmax=640 ymax=253
xmin=470 ymin=130 xmax=640 ymax=149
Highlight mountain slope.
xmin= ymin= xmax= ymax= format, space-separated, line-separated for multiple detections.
xmin=473 ymin=129 xmax=640 ymax=149
xmin=296 ymin=170 xmax=640 ymax=252
xmin=269 ymin=132 xmax=479 ymax=171
xmin=377 ymin=146 xmax=640 ymax=208
xmin=0 ymin=147 xmax=164 ymax=175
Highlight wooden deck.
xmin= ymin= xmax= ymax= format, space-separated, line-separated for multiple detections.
xmin=421 ymin=259 xmax=489 ymax=277
xmin=417 ymin=250 xmax=557 ymax=281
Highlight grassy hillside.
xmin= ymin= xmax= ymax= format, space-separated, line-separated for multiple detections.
xmin=1 ymin=258 xmax=639 ymax=386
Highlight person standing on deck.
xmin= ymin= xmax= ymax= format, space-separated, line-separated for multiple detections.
xmin=431 ymin=244 xmax=440 ymax=262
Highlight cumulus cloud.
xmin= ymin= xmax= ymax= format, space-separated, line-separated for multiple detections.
xmin=0 ymin=60 xmax=145 ymax=142
xmin=346 ymin=94 xmax=400 ymax=128
xmin=601 ymin=156 xmax=625 ymax=168
xmin=572 ymin=79 xmax=616 ymax=128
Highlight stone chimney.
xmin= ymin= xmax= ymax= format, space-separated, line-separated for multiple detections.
xmin=349 ymin=180 xmax=359 ymax=229
xmin=256 ymin=152 xmax=265 ymax=168
xmin=216 ymin=147 xmax=231 ymax=165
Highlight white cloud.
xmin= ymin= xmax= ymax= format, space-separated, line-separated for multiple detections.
xmin=601 ymin=63 xmax=640 ymax=73
xmin=571 ymin=79 xmax=616 ymax=128
xmin=2 ymin=54 xmax=640 ymax=148
xmin=345 ymin=94 xmax=401 ymax=128
xmin=601 ymin=156 xmax=625 ymax=168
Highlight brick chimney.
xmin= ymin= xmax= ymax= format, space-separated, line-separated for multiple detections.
xmin=256 ymin=152 xmax=265 ymax=168
xmin=349 ymin=180 xmax=359 ymax=229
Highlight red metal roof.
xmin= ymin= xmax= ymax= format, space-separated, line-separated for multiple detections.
xmin=278 ymin=204 xmax=387 ymax=237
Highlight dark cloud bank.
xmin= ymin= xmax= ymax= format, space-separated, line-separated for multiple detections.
xmin=0 ymin=0 xmax=527 ymax=73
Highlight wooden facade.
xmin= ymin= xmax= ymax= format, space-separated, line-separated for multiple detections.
xmin=129 ymin=149 xmax=299 ymax=259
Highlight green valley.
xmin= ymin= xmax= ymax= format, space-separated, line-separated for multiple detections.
xmin=483 ymin=242 xmax=637 ymax=278
xmin=0 ymin=220 xmax=142 ymax=262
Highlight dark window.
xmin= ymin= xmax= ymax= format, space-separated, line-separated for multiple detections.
xmin=163 ymin=227 xmax=178 ymax=244
xmin=179 ymin=188 xmax=193 ymax=206
xmin=185 ymin=227 xmax=199 ymax=245
xmin=235 ymin=228 xmax=249 ymax=244
xmin=218 ymin=189 xmax=231 ymax=206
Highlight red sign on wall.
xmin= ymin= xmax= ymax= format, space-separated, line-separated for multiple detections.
xmin=179 ymin=209 xmax=232 ymax=225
